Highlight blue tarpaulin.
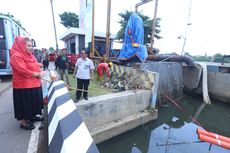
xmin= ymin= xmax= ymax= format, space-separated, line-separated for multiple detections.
xmin=118 ymin=13 xmax=147 ymax=62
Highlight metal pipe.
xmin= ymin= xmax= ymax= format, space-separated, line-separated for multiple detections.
xmin=50 ymin=0 xmax=59 ymax=51
xmin=147 ymin=54 xmax=196 ymax=67
xmin=105 ymin=0 xmax=111 ymax=57
xmin=135 ymin=0 xmax=153 ymax=13
xmin=150 ymin=0 xmax=158 ymax=51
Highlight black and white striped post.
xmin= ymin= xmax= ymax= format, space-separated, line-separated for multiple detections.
xmin=47 ymin=80 xmax=100 ymax=153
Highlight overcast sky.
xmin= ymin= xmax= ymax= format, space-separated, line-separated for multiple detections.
xmin=0 ymin=0 xmax=230 ymax=56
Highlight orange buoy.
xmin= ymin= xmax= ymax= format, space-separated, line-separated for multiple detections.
xmin=197 ymin=128 xmax=230 ymax=143
xmin=198 ymin=133 xmax=230 ymax=150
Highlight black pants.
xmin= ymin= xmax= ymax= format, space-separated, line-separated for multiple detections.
xmin=76 ymin=78 xmax=90 ymax=99
xmin=43 ymin=60 xmax=49 ymax=70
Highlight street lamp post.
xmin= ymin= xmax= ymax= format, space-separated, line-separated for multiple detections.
xmin=50 ymin=0 xmax=59 ymax=51
xmin=178 ymin=35 xmax=186 ymax=55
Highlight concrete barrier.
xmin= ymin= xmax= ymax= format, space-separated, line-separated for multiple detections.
xmin=110 ymin=64 xmax=159 ymax=108
xmin=71 ymin=64 xmax=158 ymax=143
xmin=141 ymin=62 xmax=183 ymax=105
xmin=48 ymin=80 xmax=99 ymax=153
xmin=76 ymin=90 xmax=158 ymax=144
xmin=47 ymin=65 xmax=159 ymax=146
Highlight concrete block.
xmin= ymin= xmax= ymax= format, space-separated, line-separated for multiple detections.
xmin=92 ymin=110 xmax=158 ymax=144
xmin=76 ymin=90 xmax=151 ymax=130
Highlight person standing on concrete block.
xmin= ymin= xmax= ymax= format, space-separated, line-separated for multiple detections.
xmin=73 ymin=49 xmax=94 ymax=102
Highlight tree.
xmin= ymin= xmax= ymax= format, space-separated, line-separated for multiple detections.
xmin=212 ymin=53 xmax=223 ymax=62
xmin=0 ymin=12 xmax=25 ymax=30
xmin=59 ymin=12 xmax=79 ymax=28
xmin=116 ymin=10 xmax=161 ymax=46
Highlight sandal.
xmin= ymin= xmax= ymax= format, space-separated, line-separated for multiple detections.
xmin=20 ymin=122 xmax=35 ymax=130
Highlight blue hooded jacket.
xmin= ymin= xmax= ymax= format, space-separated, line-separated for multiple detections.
xmin=118 ymin=13 xmax=147 ymax=62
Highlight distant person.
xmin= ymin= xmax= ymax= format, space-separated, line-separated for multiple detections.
xmin=56 ymin=49 xmax=70 ymax=85
xmin=42 ymin=48 xmax=49 ymax=70
xmin=72 ymin=49 xmax=94 ymax=102
xmin=97 ymin=62 xmax=112 ymax=80
xmin=10 ymin=36 xmax=44 ymax=130
xmin=33 ymin=49 xmax=43 ymax=64
xmin=54 ymin=50 xmax=59 ymax=70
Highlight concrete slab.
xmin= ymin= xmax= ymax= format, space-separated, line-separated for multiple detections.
xmin=76 ymin=90 xmax=158 ymax=143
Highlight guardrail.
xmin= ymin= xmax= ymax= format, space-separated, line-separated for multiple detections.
xmin=47 ymin=80 xmax=100 ymax=153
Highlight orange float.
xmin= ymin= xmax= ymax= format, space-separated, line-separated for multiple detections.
xmin=198 ymin=133 xmax=230 ymax=150
xmin=197 ymin=128 xmax=230 ymax=143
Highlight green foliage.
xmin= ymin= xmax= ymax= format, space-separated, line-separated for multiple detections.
xmin=117 ymin=10 xmax=161 ymax=46
xmin=192 ymin=55 xmax=212 ymax=62
xmin=191 ymin=53 xmax=230 ymax=63
xmin=0 ymin=12 xmax=25 ymax=30
xmin=212 ymin=53 xmax=223 ymax=62
xmin=59 ymin=12 xmax=79 ymax=28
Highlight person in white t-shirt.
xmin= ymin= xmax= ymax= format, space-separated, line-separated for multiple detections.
xmin=73 ymin=49 xmax=94 ymax=102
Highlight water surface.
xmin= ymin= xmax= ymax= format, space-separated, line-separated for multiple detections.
xmin=98 ymin=95 xmax=230 ymax=153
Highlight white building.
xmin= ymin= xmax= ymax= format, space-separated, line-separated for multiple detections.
xmin=59 ymin=27 xmax=116 ymax=55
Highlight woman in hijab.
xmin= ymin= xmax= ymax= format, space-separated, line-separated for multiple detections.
xmin=10 ymin=37 xmax=44 ymax=130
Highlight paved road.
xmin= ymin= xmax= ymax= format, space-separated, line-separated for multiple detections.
xmin=0 ymin=62 xmax=55 ymax=153
xmin=0 ymin=77 xmax=34 ymax=153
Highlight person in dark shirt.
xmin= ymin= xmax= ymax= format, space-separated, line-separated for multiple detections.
xmin=33 ymin=49 xmax=43 ymax=64
xmin=42 ymin=48 xmax=49 ymax=70
xmin=56 ymin=49 xmax=70 ymax=85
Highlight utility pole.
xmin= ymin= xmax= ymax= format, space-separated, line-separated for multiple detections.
xmin=91 ymin=0 xmax=95 ymax=57
xmin=105 ymin=0 xmax=111 ymax=57
xmin=150 ymin=0 xmax=158 ymax=52
xmin=178 ymin=0 xmax=193 ymax=55
xmin=50 ymin=0 xmax=59 ymax=51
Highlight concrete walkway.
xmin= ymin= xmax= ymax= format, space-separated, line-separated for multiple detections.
xmin=0 ymin=77 xmax=35 ymax=153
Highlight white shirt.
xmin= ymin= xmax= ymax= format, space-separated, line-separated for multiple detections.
xmin=75 ymin=57 xmax=94 ymax=79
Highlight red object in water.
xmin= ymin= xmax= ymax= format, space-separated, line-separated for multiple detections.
xmin=197 ymin=129 xmax=230 ymax=143
xmin=197 ymin=128 xmax=230 ymax=150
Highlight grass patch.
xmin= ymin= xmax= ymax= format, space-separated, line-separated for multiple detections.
xmin=67 ymin=73 xmax=111 ymax=100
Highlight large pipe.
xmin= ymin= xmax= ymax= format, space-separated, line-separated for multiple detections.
xmin=147 ymin=54 xmax=196 ymax=67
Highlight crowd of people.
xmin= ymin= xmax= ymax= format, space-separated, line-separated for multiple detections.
xmin=9 ymin=36 xmax=113 ymax=130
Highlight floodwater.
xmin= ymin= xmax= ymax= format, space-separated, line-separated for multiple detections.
xmin=97 ymin=95 xmax=230 ymax=153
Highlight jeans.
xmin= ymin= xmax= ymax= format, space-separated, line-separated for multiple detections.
xmin=58 ymin=69 xmax=69 ymax=84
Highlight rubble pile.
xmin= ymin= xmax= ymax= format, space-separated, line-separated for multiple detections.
xmin=100 ymin=70 xmax=146 ymax=92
